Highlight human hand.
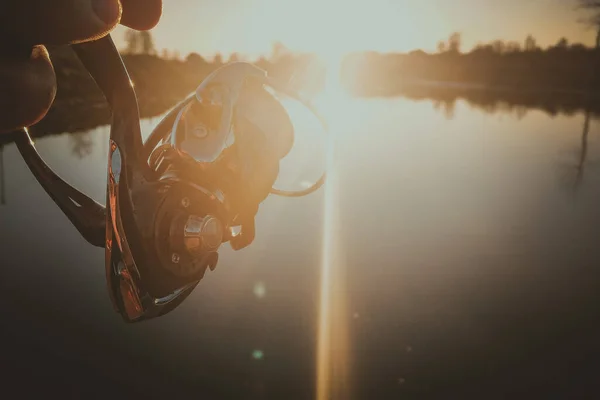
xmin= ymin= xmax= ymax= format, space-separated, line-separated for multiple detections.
xmin=0 ymin=0 xmax=163 ymax=133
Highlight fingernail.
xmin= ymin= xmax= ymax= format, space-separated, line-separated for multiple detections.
xmin=92 ymin=0 xmax=120 ymax=25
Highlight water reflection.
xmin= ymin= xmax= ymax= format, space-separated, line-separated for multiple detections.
xmin=556 ymin=107 xmax=600 ymax=195
xmin=573 ymin=110 xmax=592 ymax=191
xmin=358 ymin=83 xmax=600 ymax=120
xmin=69 ymin=132 xmax=94 ymax=159
xmin=1 ymin=92 xmax=600 ymax=398
xmin=0 ymin=144 xmax=4 ymax=205
xmin=2 ymin=85 xmax=598 ymax=149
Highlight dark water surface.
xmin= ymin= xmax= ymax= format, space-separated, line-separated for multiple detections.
xmin=1 ymin=96 xmax=600 ymax=399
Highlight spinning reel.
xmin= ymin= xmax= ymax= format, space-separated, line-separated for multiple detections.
xmin=14 ymin=35 xmax=326 ymax=322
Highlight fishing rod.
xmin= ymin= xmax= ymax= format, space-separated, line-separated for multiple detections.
xmin=13 ymin=34 xmax=327 ymax=322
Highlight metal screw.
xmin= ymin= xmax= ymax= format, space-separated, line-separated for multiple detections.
xmin=192 ymin=125 xmax=208 ymax=139
xmin=171 ymin=253 xmax=180 ymax=263
xmin=181 ymin=197 xmax=190 ymax=208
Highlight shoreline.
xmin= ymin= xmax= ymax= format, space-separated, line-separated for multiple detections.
xmin=1 ymin=45 xmax=599 ymax=146
xmin=1 ymin=82 xmax=597 ymax=147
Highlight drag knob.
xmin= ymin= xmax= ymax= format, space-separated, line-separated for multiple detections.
xmin=183 ymin=215 xmax=224 ymax=256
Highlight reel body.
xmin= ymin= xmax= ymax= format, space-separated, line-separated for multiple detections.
xmin=14 ymin=36 xmax=326 ymax=322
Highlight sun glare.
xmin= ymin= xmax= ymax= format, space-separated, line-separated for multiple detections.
xmin=200 ymin=0 xmax=427 ymax=58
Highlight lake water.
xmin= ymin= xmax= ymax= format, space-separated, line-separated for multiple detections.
xmin=1 ymin=95 xmax=600 ymax=399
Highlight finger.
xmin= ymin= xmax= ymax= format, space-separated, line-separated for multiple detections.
xmin=0 ymin=0 xmax=122 ymax=46
xmin=120 ymin=0 xmax=163 ymax=30
xmin=0 ymin=46 xmax=57 ymax=133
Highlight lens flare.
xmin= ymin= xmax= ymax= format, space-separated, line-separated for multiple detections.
xmin=252 ymin=349 xmax=265 ymax=360
xmin=253 ymin=281 xmax=267 ymax=298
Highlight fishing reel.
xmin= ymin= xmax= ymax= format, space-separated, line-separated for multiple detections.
xmin=14 ymin=35 xmax=326 ymax=322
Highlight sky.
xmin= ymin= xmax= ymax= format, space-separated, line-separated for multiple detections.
xmin=114 ymin=0 xmax=597 ymax=58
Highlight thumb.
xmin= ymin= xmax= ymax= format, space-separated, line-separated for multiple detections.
xmin=0 ymin=0 xmax=123 ymax=46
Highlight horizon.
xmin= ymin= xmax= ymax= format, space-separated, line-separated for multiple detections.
xmin=117 ymin=32 xmax=599 ymax=61
xmin=113 ymin=0 xmax=597 ymax=59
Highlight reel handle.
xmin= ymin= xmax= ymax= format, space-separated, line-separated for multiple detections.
xmin=72 ymin=37 xmax=145 ymax=174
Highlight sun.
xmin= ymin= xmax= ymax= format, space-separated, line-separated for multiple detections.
xmin=212 ymin=0 xmax=422 ymax=58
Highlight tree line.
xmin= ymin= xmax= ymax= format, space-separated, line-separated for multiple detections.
xmin=436 ymin=32 xmax=594 ymax=56
xmin=435 ymin=1 xmax=599 ymax=53
xmin=125 ymin=1 xmax=600 ymax=61
xmin=433 ymin=0 xmax=600 ymax=55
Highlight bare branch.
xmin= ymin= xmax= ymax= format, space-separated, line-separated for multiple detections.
xmin=576 ymin=0 xmax=600 ymax=29
xmin=577 ymin=0 xmax=600 ymax=9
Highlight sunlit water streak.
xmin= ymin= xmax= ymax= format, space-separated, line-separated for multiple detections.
xmin=315 ymin=54 xmax=352 ymax=400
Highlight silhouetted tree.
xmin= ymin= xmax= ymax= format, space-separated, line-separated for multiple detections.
xmin=515 ymin=106 xmax=528 ymax=120
xmin=506 ymin=41 xmax=522 ymax=53
xmin=448 ymin=32 xmax=462 ymax=53
xmin=570 ymin=42 xmax=588 ymax=51
xmin=272 ymin=41 xmax=289 ymax=60
xmin=228 ymin=52 xmax=241 ymax=63
xmin=186 ymin=52 xmax=205 ymax=65
xmin=124 ymin=29 xmax=140 ymax=54
xmin=139 ymin=31 xmax=156 ymax=55
xmin=556 ymin=37 xmax=569 ymax=49
xmin=491 ymin=40 xmax=506 ymax=54
xmin=524 ymin=34 xmax=538 ymax=51
xmin=437 ymin=41 xmax=447 ymax=53
xmin=255 ymin=55 xmax=270 ymax=71
xmin=214 ymin=53 xmax=223 ymax=64
xmin=471 ymin=42 xmax=494 ymax=54
xmin=577 ymin=0 xmax=600 ymax=48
